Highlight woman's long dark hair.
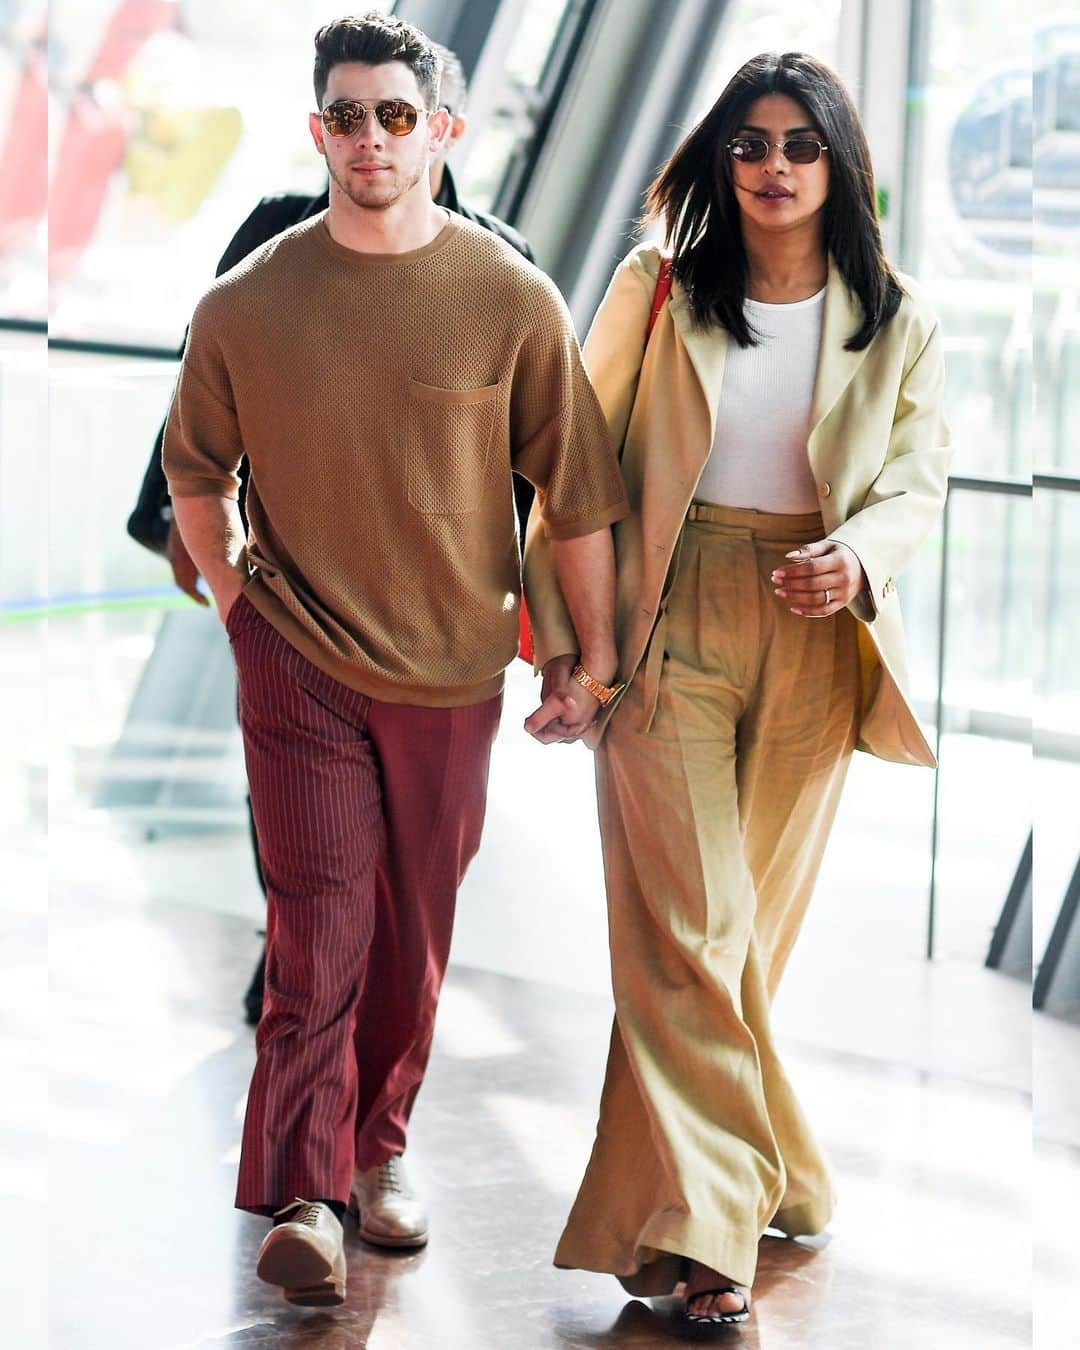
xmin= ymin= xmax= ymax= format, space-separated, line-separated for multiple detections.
xmin=645 ymin=52 xmax=901 ymax=350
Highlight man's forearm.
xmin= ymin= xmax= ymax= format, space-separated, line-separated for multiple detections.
xmin=172 ymin=493 xmax=248 ymax=620
xmin=550 ymin=527 xmax=618 ymax=682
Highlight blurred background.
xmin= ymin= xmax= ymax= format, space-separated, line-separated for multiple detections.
xmin=1 ymin=1 xmax=1076 ymax=1347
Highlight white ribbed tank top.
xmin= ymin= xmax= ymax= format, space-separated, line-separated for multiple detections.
xmin=694 ymin=287 xmax=825 ymax=514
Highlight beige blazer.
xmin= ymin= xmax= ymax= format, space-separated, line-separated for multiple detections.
xmin=524 ymin=244 xmax=951 ymax=765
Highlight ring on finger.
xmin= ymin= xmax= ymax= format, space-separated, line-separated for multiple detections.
xmin=824 ymin=587 xmax=832 ymax=606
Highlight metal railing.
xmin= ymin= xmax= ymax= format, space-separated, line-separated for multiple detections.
xmin=926 ymin=470 xmax=1080 ymax=985
xmin=926 ymin=473 xmax=1032 ymax=960
xmin=1032 ymin=471 xmax=1080 ymax=1011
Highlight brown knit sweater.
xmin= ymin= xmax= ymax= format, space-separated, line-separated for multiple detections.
xmin=163 ymin=213 xmax=627 ymax=706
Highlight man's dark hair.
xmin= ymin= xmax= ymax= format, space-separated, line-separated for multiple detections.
xmin=646 ymin=51 xmax=902 ymax=351
xmin=313 ymin=12 xmax=443 ymax=110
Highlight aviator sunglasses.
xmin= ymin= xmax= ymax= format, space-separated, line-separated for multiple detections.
xmin=728 ymin=136 xmax=829 ymax=165
xmin=320 ymin=98 xmax=427 ymax=138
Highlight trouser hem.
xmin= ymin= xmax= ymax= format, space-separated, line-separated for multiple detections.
xmin=555 ymin=1212 xmax=763 ymax=1290
xmin=770 ymin=1195 xmax=834 ymax=1237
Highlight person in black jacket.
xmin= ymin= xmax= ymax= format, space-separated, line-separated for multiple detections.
xmin=127 ymin=46 xmax=536 ymax=1025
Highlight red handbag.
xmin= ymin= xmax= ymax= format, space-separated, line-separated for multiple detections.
xmin=517 ymin=254 xmax=674 ymax=665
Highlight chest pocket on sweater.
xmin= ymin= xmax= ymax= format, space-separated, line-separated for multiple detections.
xmin=407 ymin=379 xmax=501 ymax=515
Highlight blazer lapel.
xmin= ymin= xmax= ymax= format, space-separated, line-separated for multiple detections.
xmin=807 ymin=257 xmax=869 ymax=454
xmin=668 ymin=285 xmax=727 ymax=444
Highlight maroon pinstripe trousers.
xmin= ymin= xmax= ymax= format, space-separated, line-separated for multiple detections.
xmin=226 ymin=595 xmax=502 ymax=1215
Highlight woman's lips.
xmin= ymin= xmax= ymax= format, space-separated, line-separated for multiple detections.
xmin=756 ymin=187 xmax=793 ymax=200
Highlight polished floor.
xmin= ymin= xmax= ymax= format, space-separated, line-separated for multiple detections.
xmin=43 ymin=869 xmax=1036 ymax=1350
xmin=12 ymin=618 xmax=1073 ymax=1347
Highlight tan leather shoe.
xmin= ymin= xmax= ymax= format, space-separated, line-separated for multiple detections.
xmin=256 ymin=1199 xmax=346 ymax=1306
xmin=348 ymin=1156 xmax=429 ymax=1249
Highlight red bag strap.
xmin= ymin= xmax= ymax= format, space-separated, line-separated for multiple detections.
xmin=645 ymin=255 xmax=674 ymax=347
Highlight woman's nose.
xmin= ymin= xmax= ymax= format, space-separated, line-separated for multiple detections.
xmin=763 ymin=142 xmax=788 ymax=171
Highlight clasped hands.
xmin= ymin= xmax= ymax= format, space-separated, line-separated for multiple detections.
xmin=524 ymin=541 xmax=865 ymax=745
xmin=524 ymin=653 xmax=608 ymax=745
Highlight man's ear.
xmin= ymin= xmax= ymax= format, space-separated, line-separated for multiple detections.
xmin=428 ymin=106 xmax=452 ymax=153
xmin=309 ymin=112 xmax=327 ymax=157
xmin=447 ymin=113 xmax=468 ymax=153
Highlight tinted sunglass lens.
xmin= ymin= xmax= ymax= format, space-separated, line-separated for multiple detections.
xmin=784 ymin=139 xmax=821 ymax=164
xmin=323 ymin=102 xmax=362 ymax=137
xmin=731 ymin=138 xmax=768 ymax=162
xmin=377 ymin=101 xmax=418 ymax=135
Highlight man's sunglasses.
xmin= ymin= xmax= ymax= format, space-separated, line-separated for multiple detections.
xmin=728 ymin=136 xmax=829 ymax=165
xmin=320 ymin=98 xmax=426 ymax=138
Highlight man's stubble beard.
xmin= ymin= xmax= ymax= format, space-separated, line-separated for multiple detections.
xmin=328 ymin=156 xmax=427 ymax=211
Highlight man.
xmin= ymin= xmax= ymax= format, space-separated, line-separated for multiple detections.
xmin=130 ymin=44 xmax=534 ymax=572
xmin=162 ymin=13 xmax=625 ymax=1309
xmin=128 ymin=43 xmax=537 ymax=1027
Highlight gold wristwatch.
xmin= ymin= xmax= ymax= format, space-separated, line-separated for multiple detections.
xmin=571 ymin=663 xmax=625 ymax=708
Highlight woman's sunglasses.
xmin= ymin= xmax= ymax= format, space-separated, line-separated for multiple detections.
xmin=728 ymin=137 xmax=829 ymax=165
xmin=320 ymin=98 xmax=425 ymax=138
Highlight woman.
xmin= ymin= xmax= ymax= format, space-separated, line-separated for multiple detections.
xmin=525 ymin=52 xmax=950 ymax=1323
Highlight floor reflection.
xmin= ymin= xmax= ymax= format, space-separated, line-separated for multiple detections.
xmin=45 ymin=865 xmax=1037 ymax=1349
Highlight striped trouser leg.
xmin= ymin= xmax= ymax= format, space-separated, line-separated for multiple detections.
xmin=230 ymin=598 xmax=383 ymax=1214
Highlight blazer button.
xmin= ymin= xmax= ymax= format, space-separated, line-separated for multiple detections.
xmin=820 ymin=481 xmax=832 ymax=497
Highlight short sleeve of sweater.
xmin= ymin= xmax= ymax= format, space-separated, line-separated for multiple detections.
xmin=162 ymin=291 xmax=244 ymax=500
xmin=509 ymin=282 xmax=628 ymax=541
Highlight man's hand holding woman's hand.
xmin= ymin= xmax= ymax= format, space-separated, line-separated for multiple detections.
xmin=525 ymin=651 xmax=611 ymax=744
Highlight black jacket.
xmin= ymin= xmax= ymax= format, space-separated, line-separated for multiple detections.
xmin=127 ymin=168 xmax=534 ymax=552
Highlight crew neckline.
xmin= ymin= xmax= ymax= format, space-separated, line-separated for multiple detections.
xmin=745 ymin=286 xmax=826 ymax=312
xmin=315 ymin=210 xmax=461 ymax=267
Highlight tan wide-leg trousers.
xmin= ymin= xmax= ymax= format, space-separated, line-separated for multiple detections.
xmin=555 ymin=504 xmax=861 ymax=1290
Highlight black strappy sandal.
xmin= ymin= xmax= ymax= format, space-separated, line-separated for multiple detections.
xmin=684 ymin=1284 xmax=751 ymax=1325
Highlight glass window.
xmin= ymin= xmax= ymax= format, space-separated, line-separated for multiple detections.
xmin=502 ymin=0 xmax=572 ymax=88
xmin=1033 ymin=20 xmax=1080 ymax=765
xmin=901 ymin=2 xmax=1039 ymax=714
xmin=687 ymin=0 xmax=843 ymax=110
xmin=902 ymin=3 xmax=1041 ymax=967
xmin=1033 ymin=19 xmax=1080 ymax=476
xmin=1034 ymin=482 xmax=1079 ymax=1013
xmin=44 ymin=2 xmax=390 ymax=349
xmin=0 ymin=1 xmax=47 ymax=324
xmin=455 ymin=0 xmax=575 ymax=213
xmin=1036 ymin=488 xmax=1080 ymax=739
xmin=905 ymin=0 xmax=1032 ymax=480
